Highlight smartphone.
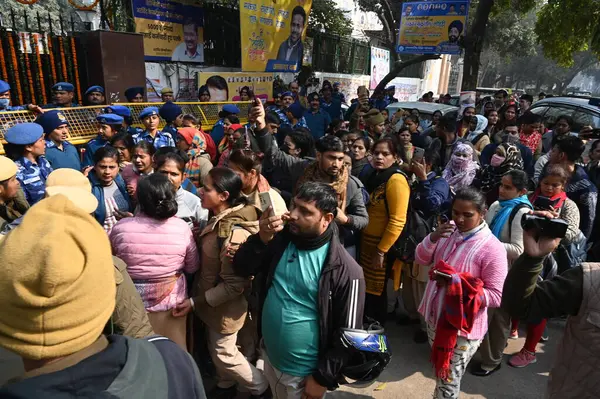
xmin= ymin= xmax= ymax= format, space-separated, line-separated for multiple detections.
xmin=533 ymin=196 xmax=560 ymax=211
xmin=433 ymin=270 xmax=452 ymax=279
xmin=258 ymin=191 xmax=273 ymax=214
xmin=412 ymin=147 xmax=425 ymax=162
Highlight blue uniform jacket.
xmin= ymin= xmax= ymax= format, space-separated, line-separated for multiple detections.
xmin=132 ymin=130 xmax=175 ymax=149
xmin=15 ymin=156 xmax=53 ymax=205
xmin=45 ymin=140 xmax=81 ymax=171
xmin=163 ymin=124 xmax=178 ymax=137
xmin=412 ymin=172 xmax=452 ymax=219
xmin=304 ymin=109 xmax=331 ymax=139
xmin=320 ymin=99 xmax=342 ymax=121
xmin=83 ymin=135 xmax=109 ymax=168
xmin=210 ymin=120 xmax=225 ymax=145
xmin=88 ymin=172 xmax=132 ymax=225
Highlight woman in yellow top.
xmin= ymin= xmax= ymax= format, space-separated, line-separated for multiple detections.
xmin=359 ymin=137 xmax=410 ymax=324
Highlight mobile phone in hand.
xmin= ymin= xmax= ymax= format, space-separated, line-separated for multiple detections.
xmin=433 ymin=269 xmax=452 ymax=279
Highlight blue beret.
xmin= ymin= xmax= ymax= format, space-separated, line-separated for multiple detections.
xmin=5 ymin=123 xmax=44 ymax=145
xmin=85 ymin=85 xmax=104 ymax=96
xmin=281 ymin=91 xmax=293 ymax=99
xmin=222 ymin=104 xmax=240 ymax=114
xmin=52 ymin=82 xmax=74 ymax=92
xmin=0 ymin=80 xmax=10 ymax=94
xmin=125 ymin=86 xmax=144 ymax=101
xmin=139 ymin=106 xmax=159 ymax=119
xmin=287 ymin=102 xmax=305 ymax=119
xmin=105 ymin=105 xmax=131 ymax=118
xmin=159 ymin=101 xmax=183 ymax=122
xmin=97 ymin=113 xmax=124 ymax=125
xmin=35 ymin=110 xmax=69 ymax=134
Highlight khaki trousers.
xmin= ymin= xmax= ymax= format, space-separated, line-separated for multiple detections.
xmin=207 ymin=328 xmax=269 ymax=395
xmin=237 ymin=313 xmax=259 ymax=361
xmin=147 ymin=310 xmax=187 ymax=351
xmin=402 ymin=271 xmax=427 ymax=329
xmin=479 ymin=307 xmax=512 ymax=370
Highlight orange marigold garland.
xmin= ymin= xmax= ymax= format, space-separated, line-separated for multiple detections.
xmin=47 ymin=35 xmax=58 ymax=83
xmin=14 ymin=0 xmax=38 ymax=4
xmin=0 ymin=36 xmax=8 ymax=82
xmin=7 ymin=33 xmax=23 ymax=105
xmin=70 ymin=36 xmax=82 ymax=105
xmin=58 ymin=36 xmax=68 ymax=82
xmin=33 ymin=34 xmax=47 ymax=105
xmin=21 ymin=33 xmax=36 ymax=104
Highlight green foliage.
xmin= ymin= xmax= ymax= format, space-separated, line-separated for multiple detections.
xmin=535 ymin=0 xmax=600 ymax=66
xmin=309 ymin=0 xmax=353 ymax=37
xmin=0 ymin=0 xmax=71 ymax=31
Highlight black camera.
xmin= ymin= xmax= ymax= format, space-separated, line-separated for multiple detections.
xmin=533 ymin=196 xmax=561 ymax=211
xmin=521 ymin=214 xmax=568 ymax=239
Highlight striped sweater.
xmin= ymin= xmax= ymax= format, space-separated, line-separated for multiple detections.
xmin=416 ymin=221 xmax=508 ymax=340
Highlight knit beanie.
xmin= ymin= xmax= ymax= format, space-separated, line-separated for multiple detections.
xmin=365 ymin=110 xmax=385 ymax=127
xmin=287 ymin=102 xmax=305 ymax=119
xmin=159 ymin=101 xmax=183 ymax=123
xmin=0 ymin=195 xmax=116 ymax=360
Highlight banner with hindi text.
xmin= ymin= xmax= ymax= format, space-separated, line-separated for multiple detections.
xmin=197 ymin=72 xmax=273 ymax=102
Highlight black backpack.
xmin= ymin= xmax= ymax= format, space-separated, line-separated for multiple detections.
xmin=383 ymin=172 xmax=438 ymax=262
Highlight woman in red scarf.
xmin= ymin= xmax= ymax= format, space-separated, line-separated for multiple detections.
xmin=509 ymin=164 xmax=582 ymax=368
xmin=518 ymin=112 xmax=544 ymax=160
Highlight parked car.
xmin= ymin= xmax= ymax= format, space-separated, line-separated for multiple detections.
xmin=386 ymin=102 xmax=459 ymax=123
xmin=529 ymin=96 xmax=600 ymax=134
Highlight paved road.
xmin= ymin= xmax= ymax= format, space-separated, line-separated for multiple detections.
xmin=332 ymin=319 xmax=562 ymax=399
xmin=0 ymin=319 xmax=562 ymax=398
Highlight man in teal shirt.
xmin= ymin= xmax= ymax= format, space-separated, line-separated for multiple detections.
xmin=234 ymin=181 xmax=366 ymax=398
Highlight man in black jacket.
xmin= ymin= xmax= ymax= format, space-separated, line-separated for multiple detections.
xmin=234 ymin=182 xmax=366 ymax=398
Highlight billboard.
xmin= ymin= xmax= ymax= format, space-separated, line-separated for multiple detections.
xmin=369 ymin=46 xmax=390 ymax=90
xmin=133 ymin=0 xmax=204 ymax=62
xmin=197 ymin=72 xmax=274 ymax=102
xmin=240 ymin=0 xmax=313 ymax=72
xmin=397 ymin=1 xmax=469 ymax=55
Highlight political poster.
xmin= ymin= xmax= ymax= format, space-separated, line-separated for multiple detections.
xmin=197 ymin=72 xmax=274 ymax=102
xmin=397 ymin=1 xmax=469 ymax=55
xmin=369 ymin=46 xmax=390 ymax=90
xmin=133 ymin=0 xmax=204 ymax=62
xmin=240 ymin=0 xmax=313 ymax=72
xmin=457 ymin=90 xmax=476 ymax=120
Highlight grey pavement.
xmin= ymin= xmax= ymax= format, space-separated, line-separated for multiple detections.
xmin=0 ymin=319 xmax=562 ymax=398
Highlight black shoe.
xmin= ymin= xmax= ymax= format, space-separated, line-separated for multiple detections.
xmin=397 ymin=315 xmax=421 ymax=325
xmin=470 ymin=363 xmax=501 ymax=377
xmin=539 ymin=335 xmax=549 ymax=343
xmin=251 ymin=388 xmax=273 ymax=399
xmin=413 ymin=329 xmax=428 ymax=343
xmin=208 ymin=386 xmax=237 ymax=399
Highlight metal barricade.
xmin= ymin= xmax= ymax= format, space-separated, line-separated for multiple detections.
xmin=0 ymin=101 xmax=252 ymax=154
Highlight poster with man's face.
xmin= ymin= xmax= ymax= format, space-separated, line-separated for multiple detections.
xmin=133 ymin=0 xmax=204 ymax=62
xmin=240 ymin=0 xmax=313 ymax=72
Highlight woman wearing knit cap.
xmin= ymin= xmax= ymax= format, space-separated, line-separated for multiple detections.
xmin=0 ymin=156 xmax=29 ymax=232
xmin=211 ymin=104 xmax=240 ymax=145
xmin=285 ymin=102 xmax=308 ymax=129
xmin=0 ymin=194 xmax=205 ymax=398
xmin=111 ymin=173 xmax=200 ymax=350
xmin=37 ymin=110 xmax=81 ymax=171
xmin=3 ymin=123 xmax=53 ymax=206
xmin=83 ymin=113 xmax=125 ymax=168
xmin=133 ymin=107 xmax=176 ymax=149
xmin=159 ymin=101 xmax=184 ymax=137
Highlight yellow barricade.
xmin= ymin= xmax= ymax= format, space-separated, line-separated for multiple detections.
xmin=0 ymin=101 xmax=252 ymax=154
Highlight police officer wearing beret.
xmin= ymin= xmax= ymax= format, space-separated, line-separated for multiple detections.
xmin=0 ymin=80 xmax=44 ymax=113
xmin=4 ymin=123 xmax=53 ymax=206
xmin=159 ymin=101 xmax=183 ymax=137
xmin=161 ymin=87 xmax=174 ymax=102
xmin=210 ymin=104 xmax=240 ymax=145
xmin=36 ymin=110 xmax=81 ymax=171
xmin=132 ymin=107 xmax=175 ymax=149
xmin=84 ymin=85 xmax=106 ymax=106
xmin=83 ymin=114 xmax=125 ymax=168
xmin=124 ymin=87 xmax=145 ymax=103
xmin=43 ymin=82 xmax=79 ymax=109
xmin=104 ymin=105 xmax=140 ymax=136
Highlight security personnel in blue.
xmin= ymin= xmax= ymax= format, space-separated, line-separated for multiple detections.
xmin=285 ymin=102 xmax=308 ymax=129
xmin=3 ymin=123 xmax=53 ymax=206
xmin=304 ymin=92 xmax=332 ymax=139
xmin=124 ymin=86 xmax=145 ymax=102
xmin=43 ymin=82 xmax=78 ymax=108
xmin=83 ymin=85 xmax=106 ymax=106
xmin=210 ymin=104 xmax=240 ymax=145
xmin=36 ymin=110 xmax=81 ymax=171
xmin=104 ymin=105 xmax=140 ymax=136
xmin=132 ymin=106 xmax=176 ymax=149
xmin=320 ymin=81 xmax=343 ymax=121
xmin=82 ymin=113 xmax=125 ymax=167
xmin=273 ymin=92 xmax=293 ymax=126
xmin=159 ymin=101 xmax=184 ymax=136
xmin=0 ymin=80 xmax=44 ymax=113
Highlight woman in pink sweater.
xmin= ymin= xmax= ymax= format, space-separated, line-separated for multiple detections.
xmin=416 ymin=187 xmax=508 ymax=399
xmin=110 ymin=173 xmax=199 ymax=350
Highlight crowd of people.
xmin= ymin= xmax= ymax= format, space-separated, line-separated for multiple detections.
xmin=0 ymin=76 xmax=599 ymax=399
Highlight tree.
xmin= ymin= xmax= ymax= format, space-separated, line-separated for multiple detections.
xmin=356 ymin=0 xmax=401 ymax=61
xmin=308 ymin=0 xmax=353 ymax=37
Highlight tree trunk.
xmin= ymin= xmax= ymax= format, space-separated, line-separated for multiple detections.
xmin=373 ymin=54 xmax=441 ymax=94
xmin=461 ymin=0 xmax=494 ymax=91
